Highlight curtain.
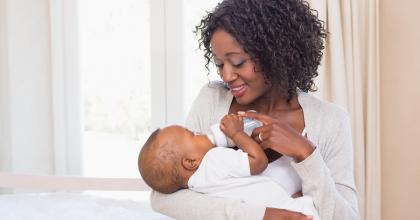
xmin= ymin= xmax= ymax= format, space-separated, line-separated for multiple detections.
xmin=0 ymin=0 xmax=82 ymax=179
xmin=306 ymin=0 xmax=381 ymax=220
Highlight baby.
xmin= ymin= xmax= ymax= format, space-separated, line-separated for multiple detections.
xmin=138 ymin=113 xmax=319 ymax=219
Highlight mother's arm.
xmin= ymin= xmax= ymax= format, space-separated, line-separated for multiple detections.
xmin=245 ymin=111 xmax=359 ymax=220
xmin=150 ymin=189 xmax=265 ymax=220
xmin=151 ymin=190 xmax=313 ymax=220
xmin=290 ymin=115 xmax=359 ymax=220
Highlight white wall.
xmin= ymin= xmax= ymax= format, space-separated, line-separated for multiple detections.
xmin=380 ymin=0 xmax=420 ymax=219
xmin=0 ymin=0 xmax=12 ymax=171
xmin=0 ymin=0 xmax=54 ymax=175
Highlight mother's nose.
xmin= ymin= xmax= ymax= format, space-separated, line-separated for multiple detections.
xmin=220 ymin=65 xmax=238 ymax=83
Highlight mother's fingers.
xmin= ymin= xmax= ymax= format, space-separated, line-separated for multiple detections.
xmin=252 ymin=125 xmax=271 ymax=136
xmin=238 ymin=111 xmax=273 ymax=125
xmin=251 ymin=125 xmax=271 ymax=143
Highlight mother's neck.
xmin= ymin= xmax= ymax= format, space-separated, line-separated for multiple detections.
xmin=252 ymin=88 xmax=299 ymax=113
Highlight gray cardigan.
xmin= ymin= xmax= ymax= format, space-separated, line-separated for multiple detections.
xmin=151 ymin=82 xmax=359 ymax=220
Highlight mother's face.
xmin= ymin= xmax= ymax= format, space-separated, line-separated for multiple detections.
xmin=210 ymin=29 xmax=270 ymax=105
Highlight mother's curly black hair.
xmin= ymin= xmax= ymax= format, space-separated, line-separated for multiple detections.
xmin=196 ymin=0 xmax=327 ymax=100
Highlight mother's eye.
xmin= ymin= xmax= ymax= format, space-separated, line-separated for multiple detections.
xmin=233 ymin=60 xmax=246 ymax=68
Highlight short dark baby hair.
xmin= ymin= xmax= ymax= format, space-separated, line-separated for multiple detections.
xmin=138 ymin=129 xmax=183 ymax=194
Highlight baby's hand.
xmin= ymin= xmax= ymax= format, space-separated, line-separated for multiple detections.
xmin=220 ymin=114 xmax=244 ymax=138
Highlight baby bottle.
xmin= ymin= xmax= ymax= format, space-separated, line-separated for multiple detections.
xmin=207 ymin=112 xmax=263 ymax=148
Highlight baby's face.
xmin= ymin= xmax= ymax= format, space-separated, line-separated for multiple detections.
xmin=159 ymin=125 xmax=209 ymax=157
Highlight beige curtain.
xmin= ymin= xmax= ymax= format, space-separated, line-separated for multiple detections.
xmin=306 ymin=0 xmax=381 ymax=220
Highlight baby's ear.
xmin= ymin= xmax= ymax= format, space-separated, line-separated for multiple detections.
xmin=181 ymin=157 xmax=199 ymax=171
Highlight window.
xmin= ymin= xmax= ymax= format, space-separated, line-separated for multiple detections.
xmin=79 ymin=0 xmax=151 ymax=177
xmin=60 ymin=0 xmax=222 ymax=178
xmin=183 ymin=0 xmax=222 ymax=112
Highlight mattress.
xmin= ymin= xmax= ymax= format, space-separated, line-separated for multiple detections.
xmin=0 ymin=192 xmax=172 ymax=220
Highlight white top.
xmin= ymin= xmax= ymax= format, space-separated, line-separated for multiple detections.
xmin=188 ymin=147 xmax=291 ymax=204
xmin=151 ymin=81 xmax=359 ymax=220
xmin=187 ymin=147 xmax=319 ymax=219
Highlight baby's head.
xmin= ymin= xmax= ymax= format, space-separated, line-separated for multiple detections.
xmin=138 ymin=125 xmax=212 ymax=194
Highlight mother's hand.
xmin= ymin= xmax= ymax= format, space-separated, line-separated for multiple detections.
xmin=241 ymin=111 xmax=315 ymax=162
xmin=264 ymin=208 xmax=313 ymax=220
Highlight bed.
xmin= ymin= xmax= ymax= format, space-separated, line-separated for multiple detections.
xmin=0 ymin=172 xmax=172 ymax=220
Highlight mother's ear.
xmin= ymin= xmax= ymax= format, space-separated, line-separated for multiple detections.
xmin=181 ymin=157 xmax=200 ymax=171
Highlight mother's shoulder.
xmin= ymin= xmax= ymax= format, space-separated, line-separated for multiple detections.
xmin=298 ymin=91 xmax=350 ymax=121
xmin=196 ymin=81 xmax=230 ymax=98
xmin=202 ymin=81 xmax=229 ymax=91
xmin=189 ymin=81 xmax=231 ymax=113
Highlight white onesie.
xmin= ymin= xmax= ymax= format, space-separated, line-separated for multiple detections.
xmin=187 ymin=147 xmax=320 ymax=219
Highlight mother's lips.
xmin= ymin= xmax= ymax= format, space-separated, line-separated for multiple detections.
xmin=229 ymin=84 xmax=245 ymax=91
xmin=229 ymin=84 xmax=247 ymax=97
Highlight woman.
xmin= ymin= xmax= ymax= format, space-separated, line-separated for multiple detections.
xmin=151 ymin=0 xmax=359 ymax=219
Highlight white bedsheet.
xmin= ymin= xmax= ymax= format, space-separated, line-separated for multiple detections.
xmin=0 ymin=192 xmax=172 ymax=220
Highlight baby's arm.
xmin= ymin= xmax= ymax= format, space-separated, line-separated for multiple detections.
xmin=220 ymin=114 xmax=268 ymax=175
